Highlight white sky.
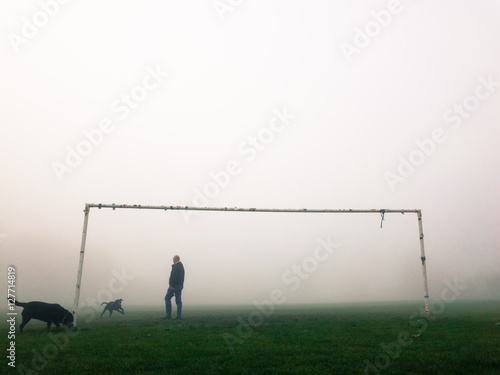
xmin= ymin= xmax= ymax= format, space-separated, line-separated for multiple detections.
xmin=1 ymin=1 xmax=499 ymax=310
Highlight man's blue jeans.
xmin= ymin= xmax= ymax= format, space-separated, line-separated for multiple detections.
xmin=165 ymin=285 xmax=183 ymax=308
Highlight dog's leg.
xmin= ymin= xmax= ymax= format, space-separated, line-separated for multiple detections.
xmin=47 ymin=322 xmax=52 ymax=330
xmin=100 ymin=302 xmax=108 ymax=318
xmin=20 ymin=316 xmax=31 ymax=333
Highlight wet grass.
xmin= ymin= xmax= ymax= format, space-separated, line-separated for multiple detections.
xmin=3 ymin=300 xmax=500 ymax=374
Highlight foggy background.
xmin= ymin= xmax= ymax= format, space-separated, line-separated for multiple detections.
xmin=1 ymin=1 xmax=499 ymax=313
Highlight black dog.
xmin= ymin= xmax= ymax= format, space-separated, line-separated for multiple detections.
xmin=100 ymin=299 xmax=125 ymax=318
xmin=14 ymin=300 xmax=74 ymax=332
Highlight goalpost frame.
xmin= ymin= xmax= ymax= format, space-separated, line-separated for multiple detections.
xmin=73 ymin=203 xmax=431 ymax=325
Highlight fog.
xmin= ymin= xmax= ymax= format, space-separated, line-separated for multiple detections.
xmin=1 ymin=1 xmax=499 ymax=314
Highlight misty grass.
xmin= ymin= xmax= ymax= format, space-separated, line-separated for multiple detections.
xmin=3 ymin=301 xmax=499 ymax=374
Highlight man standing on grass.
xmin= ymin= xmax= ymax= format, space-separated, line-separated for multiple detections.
xmin=162 ymin=255 xmax=185 ymax=320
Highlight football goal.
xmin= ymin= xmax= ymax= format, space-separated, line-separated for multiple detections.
xmin=72 ymin=203 xmax=431 ymax=325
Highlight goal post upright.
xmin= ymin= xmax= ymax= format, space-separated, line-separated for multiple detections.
xmin=73 ymin=203 xmax=90 ymax=325
xmin=417 ymin=210 xmax=431 ymax=317
xmin=72 ymin=203 xmax=431 ymax=325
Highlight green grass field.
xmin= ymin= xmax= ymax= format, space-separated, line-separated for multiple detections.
xmin=3 ymin=300 xmax=499 ymax=374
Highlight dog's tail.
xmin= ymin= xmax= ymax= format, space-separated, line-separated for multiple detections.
xmin=7 ymin=298 xmax=26 ymax=308
xmin=101 ymin=302 xmax=108 ymax=305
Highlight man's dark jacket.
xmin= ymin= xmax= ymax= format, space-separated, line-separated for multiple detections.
xmin=169 ymin=262 xmax=185 ymax=286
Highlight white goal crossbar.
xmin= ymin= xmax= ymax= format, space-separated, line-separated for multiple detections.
xmin=73 ymin=204 xmax=431 ymax=325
